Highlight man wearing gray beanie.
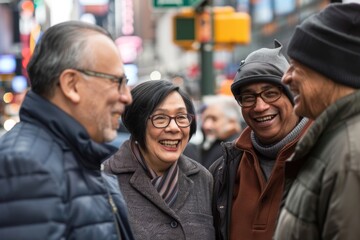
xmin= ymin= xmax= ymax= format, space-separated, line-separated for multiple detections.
xmin=210 ymin=40 xmax=312 ymax=240
xmin=274 ymin=3 xmax=360 ymax=240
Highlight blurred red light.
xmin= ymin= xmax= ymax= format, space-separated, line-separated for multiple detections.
xmin=21 ymin=0 xmax=34 ymax=13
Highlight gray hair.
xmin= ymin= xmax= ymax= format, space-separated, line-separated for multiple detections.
xmin=27 ymin=21 xmax=113 ymax=98
xmin=202 ymin=95 xmax=245 ymax=127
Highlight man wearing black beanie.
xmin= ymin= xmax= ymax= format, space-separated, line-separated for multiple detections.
xmin=274 ymin=3 xmax=360 ymax=240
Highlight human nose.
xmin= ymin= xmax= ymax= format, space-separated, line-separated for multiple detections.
xmin=119 ymin=85 xmax=133 ymax=105
xmin=282 ymin=66 xmax=292 ymax=85
xmin=166 ymin=117 xmax=180 ymax=130
xmin=202 ymin=118 xmax=212 ymax=131
xmin=253 ymin=95 xmax=270 ymax=112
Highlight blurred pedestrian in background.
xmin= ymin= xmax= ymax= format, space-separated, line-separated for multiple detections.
xmin=0 ymin=21 xmax=134 ymax=239
xmin=104 ymin=80 xmax=215 ymax=240
xmin=274 ymin=3 xmax=360 ymax=239
xmin=210 ymin=40 xmax=312 ymax=240
xmin=197 ymin=95 xmax=245 ymax=169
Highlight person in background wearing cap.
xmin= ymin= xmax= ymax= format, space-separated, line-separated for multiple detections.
xmin=210 ymin=40 xmax=312 ymax=240
xmin=274 ymin=3 xmax=360 ymax=239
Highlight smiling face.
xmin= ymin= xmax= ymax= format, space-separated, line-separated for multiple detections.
xmin=75 ymin=33 xmax=133 ymax=143
xmin=240 ymin=82 xmax=299 ymax=144
xmin=140 ymin=91 xmax=190 ymax=175
xmin=281 ymin=60 xmax=356 ymax=119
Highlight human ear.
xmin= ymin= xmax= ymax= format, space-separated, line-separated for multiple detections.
xmin=58 ymin=69 xmax=81 ymax=103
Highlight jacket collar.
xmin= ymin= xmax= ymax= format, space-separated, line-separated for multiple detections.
xmin=20 ymin=91 xmax=117 ymax=170
xmin=291 ymin=90 xmax=360 ymax=163
xmin=232 ymin=119 xmax=312 ymax=178
xmin=104 ymin=139 xmax=198 ymax=219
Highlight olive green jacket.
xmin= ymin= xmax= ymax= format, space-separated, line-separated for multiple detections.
xmin=274 ymin=90 xmax=360 ymax=240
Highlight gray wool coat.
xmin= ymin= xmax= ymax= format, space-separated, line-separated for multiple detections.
xmin=104 ymin=140 xmax=216 ymax=240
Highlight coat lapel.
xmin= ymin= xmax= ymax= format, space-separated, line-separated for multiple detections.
xmin=109 ymin=141 xmax=201 ymax=219
xmin=129 ymin=167 xmax=179 ymax=219
xmin=171 ymin=169 xmax=194 ymax=212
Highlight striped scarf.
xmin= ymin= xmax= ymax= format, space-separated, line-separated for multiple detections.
xmin=131 ymin=141 xmax=179 ymax=207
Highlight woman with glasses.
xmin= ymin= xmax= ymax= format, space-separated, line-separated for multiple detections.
xmin=104 ymin=80 xmax=215 ymax=240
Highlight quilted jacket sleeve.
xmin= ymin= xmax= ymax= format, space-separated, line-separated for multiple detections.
xmin=321 ymin=153 xmax=360 ymax=240
xmin=0 ymin=124 xmax=67 ymax=240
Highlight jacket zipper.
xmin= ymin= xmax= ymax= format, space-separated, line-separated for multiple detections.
xmin=108 ymin=193 xmax=122 ymax=240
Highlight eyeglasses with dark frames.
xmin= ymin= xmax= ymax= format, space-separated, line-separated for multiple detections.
xmin=235 ymin=86 xmax=283 ymax=107
xmin=74 ymin=68 xmax=128 ymax=90
xmin=149 ymin=114 xmax=194 ymax=129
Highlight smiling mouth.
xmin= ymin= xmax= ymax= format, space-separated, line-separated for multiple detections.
xmin=254 ymin=115 xmax=276 ymax=122
xmin=160 ymin=140 xmax=180 ymax=148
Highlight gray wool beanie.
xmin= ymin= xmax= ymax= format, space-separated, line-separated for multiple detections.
xmin=287 ymin=3 xmax=360 ymax=88
xmin=231 ymin=40 xmax=294 ymax=105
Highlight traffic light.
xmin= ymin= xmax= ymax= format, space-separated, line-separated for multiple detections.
xmin=172 ymin=9 xmax=197 ymax=49
xmin=213 ymin=7 xmax=250 ymax=44
xmin=172 ymin=7 xmax=251 ymax=49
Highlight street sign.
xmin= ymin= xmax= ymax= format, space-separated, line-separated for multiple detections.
xmin=153 ymin=0 xmax=204 ymax=8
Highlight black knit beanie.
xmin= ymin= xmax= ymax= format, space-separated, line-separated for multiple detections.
xmin=287 ymin=3 xmax=360 ymax=88
xmin=231 ymin=40 xmax=294 ymax=105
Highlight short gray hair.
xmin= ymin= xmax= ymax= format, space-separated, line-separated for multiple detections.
xmin=202 ymin=95 xmax=245 ymax=127
xmin=27 ymin=21 xmax=113 ymax=98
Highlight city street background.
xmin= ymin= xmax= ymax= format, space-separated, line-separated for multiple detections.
xmin=0 ymin=0 xmax=335 ymax=137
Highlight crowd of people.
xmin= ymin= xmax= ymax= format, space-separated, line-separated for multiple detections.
xmin=0 ymin=2 xmax=360 ymax=240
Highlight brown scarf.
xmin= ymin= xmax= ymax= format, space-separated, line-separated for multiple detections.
xmin=131 ymin=141 xmax=179 ymax=207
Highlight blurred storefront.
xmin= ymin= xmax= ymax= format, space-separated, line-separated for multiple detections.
xmin=0 ymin=0 xmax=38 ymax=132
xmin=0 ymin=0 xmax=333 ymax=133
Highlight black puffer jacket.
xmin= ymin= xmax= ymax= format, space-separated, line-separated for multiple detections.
xmin=0 ymin=91 xmax=134 ymax=240
xmin=209 ymin=141 xmax=243 ymax=240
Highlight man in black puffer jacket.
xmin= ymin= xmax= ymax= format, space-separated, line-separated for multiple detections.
xmin=0 ymin=21 xmax=134 ymax=240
